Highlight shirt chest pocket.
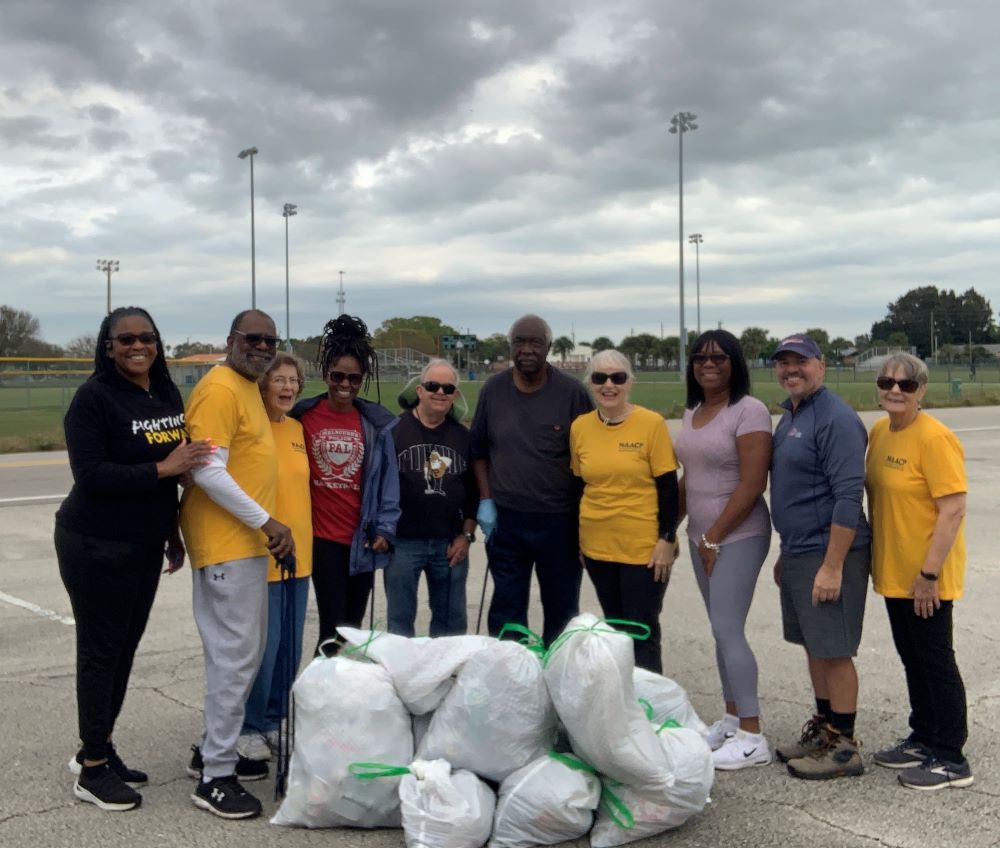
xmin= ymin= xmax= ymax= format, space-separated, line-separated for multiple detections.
xmin=533 ymin=422 xmax=569 ymax=459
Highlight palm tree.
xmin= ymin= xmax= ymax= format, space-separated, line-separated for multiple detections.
xmin=552 ymin=335 xmax=574 ymax=363
xmin=591 ymin=335 xmax=615 ymax=353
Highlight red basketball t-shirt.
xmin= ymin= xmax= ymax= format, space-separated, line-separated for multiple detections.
xmin=300 ymin=402 xmax=365 ymax=544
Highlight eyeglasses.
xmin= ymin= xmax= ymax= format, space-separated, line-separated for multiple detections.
xmin=590 ymin=371 xmax=629 ymax=385
xmin=329 ymin=370 xmax=364 ymax=386
xmin=691 ymin=353 xmax=730 ymax=366
xmin=512 ymin=336 xmax=548 ymax=349
xmin=233 ymin=330 xmax=280 ymax=348
xmin=421 ymin=381 xmax=457 ymax=395
xmin=111 ymin=332 xmax=158 ymax=346
xmin=876 ymin=376 xmax=921 ymax=393
xmin=269 ymin=376 xmax=301 ymax=387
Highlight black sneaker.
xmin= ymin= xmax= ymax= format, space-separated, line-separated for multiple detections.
xmin=191 ymin=775 xmax=262 ymax=819
xmin=69 ymin=748 xmax=148 ymax=787
xmin=186 ymin=745 xmax=269 ymax=781
xmin=73 ymin=763 xmax=142 ymax=811
xmin=898 ymin=756 xmax=974 ymax=791
xmin=873 ymin=738 xmax=931 ymax=770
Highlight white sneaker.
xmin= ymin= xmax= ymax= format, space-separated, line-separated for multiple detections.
xmin=705 ymin=714 xmax=739 ymax=751
xmin=711 ymin=729 xmax=772 ymax=770
xmin=236 ymin=732 xmax=271 ymax=762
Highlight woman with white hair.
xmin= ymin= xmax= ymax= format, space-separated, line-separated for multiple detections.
xmin=569 ymin=349 xmax=680 ymax=672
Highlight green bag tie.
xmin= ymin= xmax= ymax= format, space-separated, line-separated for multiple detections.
xmin=656 ymin=718 xmax=682 ymax=734
xmin=497 ymin=623 xmax=546 ymax=655
xmin=638 ymin=698 xmax=654 ymax=721
xmin=547 ymin=751 xmax=598 ymax=774
xmin=339 ymin=626 xmax=383 ymax=659
xmin=542 ymin=618 xmax=651 ymax=667
xmin=599 ymin=780 xmax=634 ymax=830
xmin=348 ymin=762 xmax=411 ymax=780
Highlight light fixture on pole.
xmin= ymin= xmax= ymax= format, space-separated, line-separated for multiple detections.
xmin=96 ymin=259 xmax=120 ymax=315
xmin=282 ymin=203 xmax=297 ymax=351
xmin=669 ymin=111 xmax=698 ymax=373
xmin=237 ymin=146 xmax=259 ymax=307
xmin=688 ymin=233 xmax=703 ymax=335
xmin=336 ymin=270 xmax=346 ymax=316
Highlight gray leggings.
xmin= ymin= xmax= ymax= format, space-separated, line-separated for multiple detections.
xmin=688 ymin=534 xmax=770 ymax=718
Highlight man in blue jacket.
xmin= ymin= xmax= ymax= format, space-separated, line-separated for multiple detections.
xmin=769 ymin=334 xmax=871 ymax=781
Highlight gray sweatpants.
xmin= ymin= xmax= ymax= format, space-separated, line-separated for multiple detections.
xmin=689 ymin=534 xmax=770 ymax=718
xmin=192 ymin=557 xmax=268 ymax=779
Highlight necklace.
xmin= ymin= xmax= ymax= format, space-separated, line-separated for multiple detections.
xmin=597 ymin=405 xmax=632 ymax=426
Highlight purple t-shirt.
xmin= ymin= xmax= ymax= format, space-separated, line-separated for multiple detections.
xmin=674 ymin=395 xmax=773 ymax=544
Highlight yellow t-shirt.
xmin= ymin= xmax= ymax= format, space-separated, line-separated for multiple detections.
xmin=865 ymin=414 xmax=966 ymax=600
xmin=570 ymin=406 xmax=678 ymax=565
xmin=269 ymin=416 xmax=312 ymax=581
xmin=180 ymin=366 xmax=277 ymax=569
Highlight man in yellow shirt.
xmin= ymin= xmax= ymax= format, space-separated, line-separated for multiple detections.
xmin=180 ymin=310 xmax=293 ymax=820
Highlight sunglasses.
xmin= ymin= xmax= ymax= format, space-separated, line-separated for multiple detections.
xmin=329 ymin=370 xmax=364 ymax=386
xmin=111 ymin=332 xmax=158 ymax=346
xmin=591 ymin=371 xmax=629 ymax=385
xmin=691 ymin=353 xmax=729 ymax=366
xmin=421 ymin=381 xmax=457 ymax=395
xmin=233 ymin=329 xmax=280 ymax=348
xmin=876 ymin=376 xmax=921 ymax=393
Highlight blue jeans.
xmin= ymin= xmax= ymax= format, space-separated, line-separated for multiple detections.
xmin=242 ymin=576 xmax=309 ymax=735
xmin=487 ymin=507 xmax=582 ymax=646
xmin=384 ymin=538 xmax=469 ymax=637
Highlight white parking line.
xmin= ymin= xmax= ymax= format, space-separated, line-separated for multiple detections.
xmin=0 ymin=494 xmax=67 ymax=505
xmin=0 ymin=590 xmax=74 ymax=626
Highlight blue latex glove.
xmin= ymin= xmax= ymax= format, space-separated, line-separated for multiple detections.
xmin=477 ymin=498 xmax=497 ymax=542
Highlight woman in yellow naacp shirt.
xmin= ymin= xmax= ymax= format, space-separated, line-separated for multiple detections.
xmin=570 ymin=349 xmax=679 ymax=673
xmin=865 ymin=352 xmax=972 ymax=791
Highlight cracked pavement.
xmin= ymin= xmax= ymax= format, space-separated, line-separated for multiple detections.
xmin=1 ymin=407 xmax=997 ymax=847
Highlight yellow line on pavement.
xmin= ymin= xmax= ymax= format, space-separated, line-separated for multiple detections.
xmin=0 ymin=458 xmax=69 ymax=468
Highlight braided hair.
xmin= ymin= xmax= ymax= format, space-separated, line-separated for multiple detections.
xmin=93 ymin=306 xmax=177 ymax=398
xmin=317 ymin=314 xmax=380 ymax=401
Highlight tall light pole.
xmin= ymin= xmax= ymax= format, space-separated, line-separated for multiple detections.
xmin=237 ymin=146 xmax=259 ymax=307
xmin=282 ymin=203 xmax=297 ymax=350
xmin=96 ymin=259 xmax=119 ymax=315
xmin=689 ymin=233 xmax=703 ymax=335
xmin=336 ymin=270 xmax=346 ymax=316
xmin=669 ymin=111 xmax=698 ymax=373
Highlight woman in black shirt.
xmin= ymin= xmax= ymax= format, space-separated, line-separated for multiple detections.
xmin=56 ymin=307 xmax=211 ymax=811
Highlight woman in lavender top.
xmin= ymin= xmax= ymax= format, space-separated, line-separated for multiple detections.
xmin=674 ymin=330 xmax=773 ymax=771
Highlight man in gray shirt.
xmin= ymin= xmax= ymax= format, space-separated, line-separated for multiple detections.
xmin=470 ymin=314 xmax=593 ymax=645
xmin=769 ymin=333 xmax=871 ymax=781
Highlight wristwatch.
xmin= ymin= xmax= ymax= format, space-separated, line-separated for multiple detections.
xmin=919 ymin=570 xmax=938 ymax=581
xmin=463 ymin=530 xmax=476 ymax=543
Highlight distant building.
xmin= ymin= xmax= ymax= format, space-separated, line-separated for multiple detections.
xmin=168 ymin=353 xmax=226 ymax=386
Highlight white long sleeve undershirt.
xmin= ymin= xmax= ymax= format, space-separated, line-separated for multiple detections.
xmin=190 ymin=446 xmax=270 ymax=528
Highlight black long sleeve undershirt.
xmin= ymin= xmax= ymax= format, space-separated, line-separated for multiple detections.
xmin=654 ymin=470 xmax=679 ymax=541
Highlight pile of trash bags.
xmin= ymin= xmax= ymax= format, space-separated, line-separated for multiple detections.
xmin=272 ymin=613 xmax=714 ymax=847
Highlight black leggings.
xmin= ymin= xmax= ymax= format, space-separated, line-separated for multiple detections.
xmin=311 ymin=538 xmax=374 ymax=654
xmin=55 ymin=524 xmax=163 ymax=761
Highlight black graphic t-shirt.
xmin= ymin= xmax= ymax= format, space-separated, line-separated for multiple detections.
xmin=56 ymin=370 xmax=187 ymax=544
xmin=393 ymin=411 xmax=478 ymax=540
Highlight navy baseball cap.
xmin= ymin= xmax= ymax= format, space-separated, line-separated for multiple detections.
xmin=772 ymin=334 xmax=822 ymax=359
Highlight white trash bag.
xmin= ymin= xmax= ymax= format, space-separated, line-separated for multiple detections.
xmin=542 ymin=613 xmax=674 ymax=800
xmin=399 ymin=759 xmax=496 ymax=848
xmin=632 ymin=667 xmax=708 ymax=736
xmin=590 ymin=725 xmax=713 ymax=847
xmin=419 ymin=640 xmax=557 ymax=781
xmin=338 ymin=627 xmax=493 ymax=714
xmin=490 ymin=752 xmax=601 ymax=848
xmin=271 ymin=656 xmax=413 ymax=829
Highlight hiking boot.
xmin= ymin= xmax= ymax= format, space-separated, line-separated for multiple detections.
xmin=705 ymin=715 xmax=739 ymax=751
xmin=236 ymin=731 xmax=271 ymax=762
xmin=898 ymin=756 xmax=974 ymax=791
xmin=73 ymin=763 xmax=142 ymax=811
xmin=711 ymin=729 xmax=773 ymax=770
xmin=191 ymin=775 xmax=262 ymax=819
xmin=786 ymin=724 xmax=864 ymax=780
xmin=873 ymin=738 xmax=931 ymax=770
xmin=69 ymin=747 xmax=148 ymax=787
xmin=186 ymin=744 xmax=269 ymax=781
xmin=775 ymin=715 xmax=825 ymax=763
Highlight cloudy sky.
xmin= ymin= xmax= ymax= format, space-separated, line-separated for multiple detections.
xmin=2 ymin=0 xmax=997 ymax=350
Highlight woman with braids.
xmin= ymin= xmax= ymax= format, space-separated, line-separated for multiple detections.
xmin=56 ymin=307 xmax=212 ymax=811
xmin=291 ymin=314 xmax=400 ymax=652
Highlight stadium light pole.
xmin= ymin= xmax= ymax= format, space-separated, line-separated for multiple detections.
xmin=96 ymin=259 xmax=119 ymax=315
xmin=282 ymin=203 xmax=297 ymax=351
xmin=669 ymin=111 xmax=697 ymax=373
xmin=689 ymin=233 xmax=704 ymax=335
xmin=336 ymin=270 xmax=346 ymax=316
xmin=237 ymin=146 xmax=259 ymax=307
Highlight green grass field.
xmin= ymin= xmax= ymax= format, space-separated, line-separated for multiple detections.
xmin=2 ymin=367 xmax=998 ymax=452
